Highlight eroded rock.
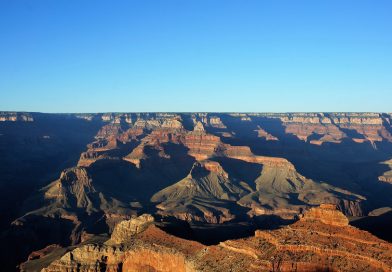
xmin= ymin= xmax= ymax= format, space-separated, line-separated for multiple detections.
xmin=109 ymin=214 xmax=154 ymax=244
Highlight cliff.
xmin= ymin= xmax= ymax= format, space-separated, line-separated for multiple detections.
xmin=108 ymin=214 xmax=154 ymax=244
xmin=21 ymin=206 xmax=392 ymax=272
xmin=298 ymin=203 xmax=349 ymax=226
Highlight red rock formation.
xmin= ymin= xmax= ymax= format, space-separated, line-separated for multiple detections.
xmin=266 ymin=112 xmax=392 ymax=144
xmin=123 ymin=249 xmax=191 ymax=272
xmin=108 ymin=214 xmax=154 ymax=244
xmin=298 ymin=203 xmax=349 ymax=226
xmin=23 ymin=207 xmax=392 ymax=272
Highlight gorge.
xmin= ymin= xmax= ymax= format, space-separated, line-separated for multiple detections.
xmin=1 ymin=112 xmax=392 ymax=271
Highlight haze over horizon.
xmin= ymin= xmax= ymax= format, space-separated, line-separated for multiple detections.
xmin=1 ymin=0 xmax=391 ymax=113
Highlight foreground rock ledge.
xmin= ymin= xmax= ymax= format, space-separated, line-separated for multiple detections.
xmin=21 ymin=206 xmax=392 ymax=272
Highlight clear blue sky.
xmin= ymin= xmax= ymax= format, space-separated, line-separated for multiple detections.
xmin=0 ymin=1 xmax=391 ymax=113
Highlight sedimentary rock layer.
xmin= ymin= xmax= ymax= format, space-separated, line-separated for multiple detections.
xmin=22 ymin=206 xmax=392 ymax=272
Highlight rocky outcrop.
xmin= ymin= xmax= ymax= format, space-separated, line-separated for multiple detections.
xmin=200 ymin=160 xmax=229 ymax=178
xmin=299 ymin=203 xmax=349 ymax=226
xmin=379 ymin=159 xmax=392 ymax=184
xmin=109 ymin=214 xmax=154 ymax=244
xmin=29 ymin=219 xmax=200 ymax=272
xmin=379 ymin=176 xmax=392 ymax=183
xmin=256 ymin=127 xmax=278 ymax=140
xmin=208 ymin=116 xmax=226 ymax=128
xmin=44 ymin=167 xmax=95 ymax=209
xmin=23 ymin=207 xmax=392 ymax=272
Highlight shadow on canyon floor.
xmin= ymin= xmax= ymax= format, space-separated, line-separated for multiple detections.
xmin=217 ymin=115 xmax=392 ymax=211
xmin=351 ymin=211 xmax=392 ymax=243
xmin=156 ymin=214 xmax=295 ymax=245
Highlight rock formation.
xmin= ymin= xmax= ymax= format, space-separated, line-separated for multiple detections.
xmin=2 ymin=112 xmax=392 ymax=271
xmin=21 ymin=206 xmax=392 ymax=272
xmin=109 ymin=214 xmax=154 ymax=244
xmin=379 ymin=159 xmax=392 ymax=184
xmin=298 ymin=203 xmax=349 ymax=226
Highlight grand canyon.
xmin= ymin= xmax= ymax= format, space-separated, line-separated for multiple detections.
xmin=1 ymin=111 xmax=392 ymax=271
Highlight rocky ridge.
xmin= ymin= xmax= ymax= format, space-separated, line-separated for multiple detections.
xmin=21 ymin=205 xmax=392 ymax=272
xmin=108 ymin=214 xmax=154 ymax=244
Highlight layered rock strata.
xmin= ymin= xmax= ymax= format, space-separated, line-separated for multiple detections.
xmin=22 ymin=206 xmax=392 ymax=272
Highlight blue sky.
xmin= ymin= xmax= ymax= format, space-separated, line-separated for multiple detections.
xmin=0 ymin=1 xmax=391 ymax=113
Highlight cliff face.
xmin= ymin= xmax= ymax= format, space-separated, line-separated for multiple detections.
xmin=22 ymin=207 xmax=392 ymax=272
xmin=109 ymin=214 xmax=154 ymax=244
xmin=250 ymin=112 xmax=392 ymax=144
xmin=23 ymin=215 xmax=200 ymax=272
xmin=299 ymin=203 xmax=349 ymax=226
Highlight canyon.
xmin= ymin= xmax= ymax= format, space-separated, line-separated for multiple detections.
xmin=1 ymin=112 xmax=392 ymax=271
xmin=20 ymin=205 xmax=392 ymax=272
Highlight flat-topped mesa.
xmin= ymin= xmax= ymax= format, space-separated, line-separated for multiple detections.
xmin=226 ymin=147 xmax=296 ymax=169
xmin=108 ymin=214 xmax=154 ymax=244
xmin=253 ymin=156 xmax=295 ymax=169
xmin=299 ymin=204 xmax=349 ymax=227
xmin=192 ymin=160 xmax=229 ymax=178
xmin=182 ymin=133 xmax=221 ymax=161
xmin=133 ymin=118 xmax=183 ymax=130
xmin=280 ymin=115 xmax=325 ymax=124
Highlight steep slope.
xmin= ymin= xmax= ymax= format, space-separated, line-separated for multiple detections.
xmin=239 ymin=161 xmax=364 ymax=218
xmin=43 ymin=167 xmax=96 ymax=211
xmin=152 ymin=158 xmax=364 ymax=223
xmin=152 ymin=160 xmax=250 ymax=223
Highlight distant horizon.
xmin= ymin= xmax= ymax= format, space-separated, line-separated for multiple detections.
xmin=1 ymin=110 xmax=391 ymax=114
xmin=1 ymin=1 xmax=391 ymax=112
